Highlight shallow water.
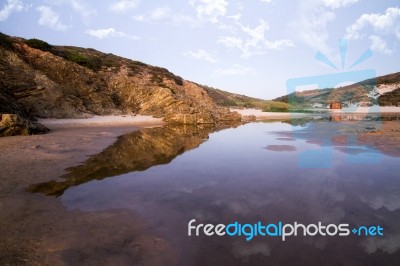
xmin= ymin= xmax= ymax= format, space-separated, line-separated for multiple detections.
xmin=30 ymin=120 xmax=400 ymax=265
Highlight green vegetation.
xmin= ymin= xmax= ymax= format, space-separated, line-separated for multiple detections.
xmin=25 ymin=38 xmax=52 ymax=51
xmin=64 ymin=50 xmax=101 ymax=71
xmin=378 ymin=88 xmax=400 ymax=106
xmin=262 ymin=101 xmax=289 ymax=112
xmin=151 ymin=67 xmax=184 ymax=86
xmin=200 ymin=85 xmax=266 ymax=108
xmin=0 ymin=32 xmax=13 ymax=49
xmin=150 ymin=74 xmax=169 ymax=89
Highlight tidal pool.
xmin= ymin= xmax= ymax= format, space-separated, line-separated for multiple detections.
xmin=29 ymin=118 xmax=400 ymax=265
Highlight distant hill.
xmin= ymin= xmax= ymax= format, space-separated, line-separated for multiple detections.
xmin=198 ymin=85 xmax=266 ymax=109
xmin=0 ymin=32 xmax=244 ymax=136
xmin=273 ymin=72 xmax=400 ymax=107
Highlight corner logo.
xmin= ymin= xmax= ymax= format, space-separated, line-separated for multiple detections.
xmin=188 ymin=219 xmax=384 ymax=241
xmin=286 ymin=39 xmax=381 ymax=168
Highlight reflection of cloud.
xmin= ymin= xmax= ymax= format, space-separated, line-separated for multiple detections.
xmin=264 ymin=145 xmax=297 ymax=152
xmin=334 ymin=147 xmax=376 ymax=155
xmin=362 ymin=234 xmax=400 ymax=254
xmin=362 ymin=195 xmax=400 ymax=211
xmin=232 ymin=241 xmax=270 ymax=262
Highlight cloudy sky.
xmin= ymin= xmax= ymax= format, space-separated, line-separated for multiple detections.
xmin=0 ymin=0 xmax=399 ymax=99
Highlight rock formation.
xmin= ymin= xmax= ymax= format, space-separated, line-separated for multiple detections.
xmin=0 ymin=33 xmax=241 ymax=136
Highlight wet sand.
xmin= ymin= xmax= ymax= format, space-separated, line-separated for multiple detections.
xmin=0 ymin=117 xmax=176 ymax=265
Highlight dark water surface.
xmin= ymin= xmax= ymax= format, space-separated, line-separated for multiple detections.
xmin=30 ymin=120 xmax=400 ymax=265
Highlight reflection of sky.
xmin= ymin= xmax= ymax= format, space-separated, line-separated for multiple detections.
xmin=61 ymin=122 xmax=400 ymax=263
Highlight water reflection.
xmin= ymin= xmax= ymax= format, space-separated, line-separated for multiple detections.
xmin=28 ymin=123 xmax=239 ymax=196
xmin=264 ymin=145 xmax=297 ymax=152
xmin=28 ymin=119 xmax=400 ymax=265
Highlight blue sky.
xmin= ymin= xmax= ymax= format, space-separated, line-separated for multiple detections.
xmin=0 ymin=0 xmax=399 ymax=99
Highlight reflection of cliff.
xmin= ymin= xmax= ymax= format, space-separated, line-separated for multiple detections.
xmin=277 ymin=118 xmax=400 ymax=157
xmin=28 ymin=124 xmax=236 ymax=196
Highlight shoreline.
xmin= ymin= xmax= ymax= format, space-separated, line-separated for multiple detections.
xmin=231 ymin=108 xmax=400 ymax=120
xmin=38 ymin=114 xmax=165 ymax=128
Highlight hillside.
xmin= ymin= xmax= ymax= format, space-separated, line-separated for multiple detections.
xmin=273 ymin=72 xmax=400 ymax=108
xmin=199 ymin=85 xmax=266 ymax=109
xmin=0 ymin=33 xmax=241 ymax=136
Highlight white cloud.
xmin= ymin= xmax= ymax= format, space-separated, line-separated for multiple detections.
xmin=0 ymin=0 xmax=29 ymax=21
xmin=260 ymin=0 xmax=274 ymax=3
xmin=290 ymin=0 xmax=358 ymax=54
xmin=323 ymin=0 xmax=359 ymax=9
xmin=190 ymin=0 xmax=228 ymax=23
xmin=265 ymin=39 xmax=295 ymax=49
xmin=36 ymin=5 xmax=69 ymax=31
xmin=69 ymin=0 xmax=95 ymax=21
xmin=369 ymin=35 xmax=394 ymax=55
xmin=133 ymin=6 xmax=171 ymax=22
xmin=226 ymin=13 xmax=241 ymax=20
xmin=85 ymin=28 xmax=139 ymax=40
xmin=133 ymin=6 xmax=198 ymax=27
xmin=184 ymin=49 xmax=217 ymax=63
xmin=213 ymin=64 xmax=256 ymax=77
xmin=218 ymin=20 xmax=294 ymax=58
xmin=289 ymin=1 xmax=338 ymax=54
xmin=346 ymin=7 xmax=400 ymax=40
xmin=218 ymin=36 xmax=242 ymax=48
xmin=39 ymin=0 xmax=95 ymax=22
xmin=110 ymin=0 xmax=140 ymax=13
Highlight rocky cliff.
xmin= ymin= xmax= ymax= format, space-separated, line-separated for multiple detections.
xmin=0 ymin=33 xmax=241 ymax=136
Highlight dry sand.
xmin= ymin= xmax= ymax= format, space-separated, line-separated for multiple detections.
xmin=230 ymin=108 xmax=310 ymax=120
xmin=39 ymin=114 xmax=164 ymax=127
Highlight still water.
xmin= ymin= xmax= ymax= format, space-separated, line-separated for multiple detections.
xmin=30 ymin=119 xmax=400 ymax=265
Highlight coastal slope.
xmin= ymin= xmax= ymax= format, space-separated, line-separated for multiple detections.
xmin=0 ymin=33 xmax=241 ymax=136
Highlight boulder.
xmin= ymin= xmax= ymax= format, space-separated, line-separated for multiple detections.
xmin=0 ymin=113 xmax=49 ymax=137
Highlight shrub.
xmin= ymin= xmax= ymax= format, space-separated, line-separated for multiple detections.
xmin=262 ymin=101 xmax=289 ymax=112
xmin=0 ymin=32 xmax=13 ymax=49
xmin=64 ymin=51 xmax=101 ymax=71
xmin=25 ymin=38 xmax=52 ymax=51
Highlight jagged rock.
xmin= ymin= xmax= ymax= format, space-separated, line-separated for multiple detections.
xmin=0 ymin=113 xmax=49 ymax=137
xmin=0 ymin=33 xmax=242 ymax=133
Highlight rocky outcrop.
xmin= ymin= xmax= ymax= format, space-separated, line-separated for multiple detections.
xmin=0 ymin=113 xmax=48 ymax=137
xmin=0 ymin=89 xmax=48 ymax=137
xmin=0 ymin=33 xmax=241 ymax=134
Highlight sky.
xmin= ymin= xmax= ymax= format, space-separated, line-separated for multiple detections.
xmin=0 ymin=0 xmax=399 ymax=99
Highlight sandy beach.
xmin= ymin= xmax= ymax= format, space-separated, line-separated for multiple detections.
xmin=231 ymin=108 xmax=311 ymax=120
xmin=38 ymin=115 xmax=164 ymax=127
